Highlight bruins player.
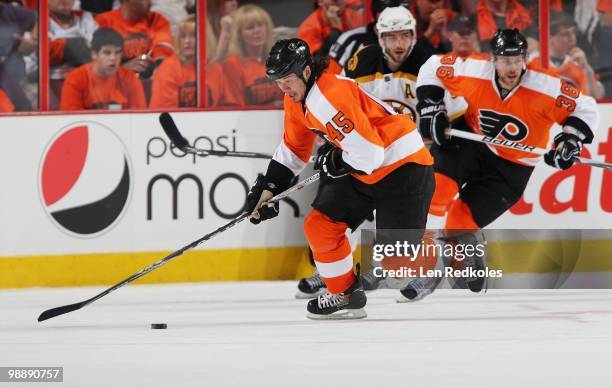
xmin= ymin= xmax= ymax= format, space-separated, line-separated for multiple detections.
xmin=343 ymin=6 xmax=468 ymax=297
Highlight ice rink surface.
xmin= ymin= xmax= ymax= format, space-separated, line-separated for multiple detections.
xmin=1 ymin=282 xmax=611 ymax=388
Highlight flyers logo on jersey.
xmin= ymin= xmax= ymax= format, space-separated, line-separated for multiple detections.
xmin=478 ymin=110 xmax=529 ymax=141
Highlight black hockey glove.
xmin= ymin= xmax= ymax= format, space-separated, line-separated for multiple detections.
xmin=314 ymin=147 xmax=357 ymax=178
xmin=418 ymin=101 xmax=449 ymax=146
xmin=245 ymin=174 xmax=279 ymax=225
xmin=544 ymin=132 xmax=582 ymax=170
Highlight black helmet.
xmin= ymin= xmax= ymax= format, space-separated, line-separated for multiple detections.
xmin=490 ymin=29 xmax=528 ymax=56
xmin=266 ymin=38 xmax=313 ymax=81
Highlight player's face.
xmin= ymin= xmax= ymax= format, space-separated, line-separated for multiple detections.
xmin=49 ymin=0 xmax=75 ymax=15
xmin=381 ymin=30 xmax=414 ymax=63
xmin=274 ymin=69 xmax=309 ymax=102
xmin=494 ymin=55 xmax=526 ymax=89
xmin=241 ymin=19 xmax=267 ymax=52
xmin=179 ymin=23 xmax=196 ymax=62
xmin=92 ymin=45 xmax=123 ymax=77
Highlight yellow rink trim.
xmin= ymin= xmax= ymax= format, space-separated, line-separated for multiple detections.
xmin=0 ymin=247 xmax=313 ymax=289
xmin=487 ymin=239 xmax=612 ymax=273
xmin=1 ymin=239 xmax=611 ymax=289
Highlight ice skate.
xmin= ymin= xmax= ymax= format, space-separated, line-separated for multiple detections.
xmin=295 ymin=272 xmax=327 ymax=299
xmin=360 ymin=266 xmax=387 ymax=291
xmin=397 ymin=273 xmax=443 ymax=302
xmin=306 ymin=277 xmax=367 ymax=320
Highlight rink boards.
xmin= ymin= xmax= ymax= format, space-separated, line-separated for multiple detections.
xmin=0 ymin=107 xmax=611 ymax=288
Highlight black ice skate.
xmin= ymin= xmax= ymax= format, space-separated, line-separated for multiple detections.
xmin=397 ymin=273 xmax=443 ymax=303
xmin=360 ymin=266 xmax=387 ymax=291
xmin=295 ymin=272 xmax=327 ymax=299
xmin=441 ymin=230 xmax=488 ymax=293
xmin=306 ymin=277 xmax=367 ymax=320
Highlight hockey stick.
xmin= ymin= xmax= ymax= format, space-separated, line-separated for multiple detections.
xmin=448 ymin=129 xmax=612 ymax=171
xmin=37 ymin=172 xmax=321 ymax=322
xmin=159 ymin=112 xmax=273 ymax=159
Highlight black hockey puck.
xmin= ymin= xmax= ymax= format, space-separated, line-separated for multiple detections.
xmin=151 ymin=323 xmax=167 ymax=329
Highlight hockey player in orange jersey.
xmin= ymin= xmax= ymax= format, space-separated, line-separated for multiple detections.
xmin=414 ymin=29 xmax=599 ymax=294
xmin=245 ymin=38 xmax=435 ymax=320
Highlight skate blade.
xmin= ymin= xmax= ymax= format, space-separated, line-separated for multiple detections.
xmin=396 ymin=290 xmax=433 ymax=303
xmin=306 ymin=308 xmax=367 ymax=320
xmin=294 ymin=288 xmax=327 ymax=300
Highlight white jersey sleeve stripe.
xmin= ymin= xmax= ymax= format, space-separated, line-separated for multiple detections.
xmin=381 ymin=130 xmax=426 ymax=167
xmin=521 ymin=70 xmax=564 ymax=99
xmin=272 ymin=140 xmax=308 ymax=175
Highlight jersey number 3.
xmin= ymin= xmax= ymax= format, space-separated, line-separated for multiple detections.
xmin=326 ymin=111 xmax=354 ymax=142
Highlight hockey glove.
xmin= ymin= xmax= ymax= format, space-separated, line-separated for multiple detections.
xmin=544 ymin=132 xmax=582 ymax=170
xmin=417 ymin=100 xmax=449 ymax=146
xmin=245 ymin=174 xmax=279 ymax=225
xmin=314 ymin=147 xmax=357 ymax=178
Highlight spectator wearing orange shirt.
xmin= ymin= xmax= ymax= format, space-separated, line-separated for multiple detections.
xmin=48 ymin=0 xmax=98 ymax=109
xmin=150 ymin=15 xmax=197 ymax=109
xmin=221 ymin=4 xmax=283 ymax=107
xmin=0 ymin=87 xmax=14 ymax=112
xmin=410 ymin=0 xmax=456 ymax=53
xmin=95 ymin=0 xmax=174 ymax=78
xmin=298 ymin=0 xmax=364 ymax=57
xmin=475 ymin=0 xmax=535 ymax=49
xmin=60 ymin=28 xmax=146 ymax=110
xmin=546 ymin=13 xmax=604 ymax=98
xmin=448 ymin=13 xmax=481 ymax=57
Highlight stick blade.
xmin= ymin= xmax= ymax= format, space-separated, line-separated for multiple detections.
xmin=159 ymin=112 xmax=189 ymax=149
xmin=38 ymin=301 xmax=86 ymax=322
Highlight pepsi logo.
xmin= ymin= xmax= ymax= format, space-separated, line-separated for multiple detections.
xmin=39 ymin=122 xmax=132 ymax=237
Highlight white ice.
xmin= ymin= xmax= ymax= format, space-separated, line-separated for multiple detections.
xmin=1 ymin=283 xmax=611 ymax=387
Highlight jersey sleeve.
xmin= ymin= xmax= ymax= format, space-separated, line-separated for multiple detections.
xmin=150 ymin=12 xmax=174 ymax=59
xmin=342 ymin=45 xmax=380 ymax=81
xmin=297 ymin=12 xmax=324 ymax=54
xmin=272 ymin=97 xmax=317 ymax=176
xmin=221 ymin=56 xmax=246 ymax=106
xmin=0 ymin=88 xmax=14 ymax=113
xmin=416 ymin=54 xmax=457 ymax=95
xmin=125 ymin=72 xmax=147 ymax=109
xmin=60 ymin=68 xmax=86 ymax=110
xmin=149 ymin=56 xmax=179 ymax=109
xmin=550 ymin=80 xmax=599 ymax=143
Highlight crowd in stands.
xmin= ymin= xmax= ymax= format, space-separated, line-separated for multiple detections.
xmin=0 ymin=0 xmax=611 ymax=113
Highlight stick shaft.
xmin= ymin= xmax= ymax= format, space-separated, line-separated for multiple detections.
xmin=38 ymin=173 xmax=320 ymax=322
xmin=448 ymin=129 xmax=612 ymax=170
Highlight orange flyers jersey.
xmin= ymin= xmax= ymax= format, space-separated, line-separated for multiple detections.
xmin=417 ymin=54 xmax=599 ymax=166
xmin=60 ymin=62 xmax=146 ymax=110
xmin=222 ymin=55 xmax=284 ymax=106
xmin=95 ymin=9 xmax=173 ymax=60
xmin=0 ymin=88 xmax=14 ymax=113
xmin=150 ymin=54 xmax=196 ymax=108
xmin=273 ymin=73 xmax=433 ymax=185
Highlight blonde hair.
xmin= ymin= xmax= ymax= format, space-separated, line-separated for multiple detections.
xmin=175 ymin=15 xmax=197 ymax=63
xmin=227 ymin=4 xmax=274 ymax=58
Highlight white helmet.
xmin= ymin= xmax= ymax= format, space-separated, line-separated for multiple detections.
xmin=376 ymin=6 xmax=417 ymax=66
xmin=376 ymin=6 xmax=416 ymax=38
